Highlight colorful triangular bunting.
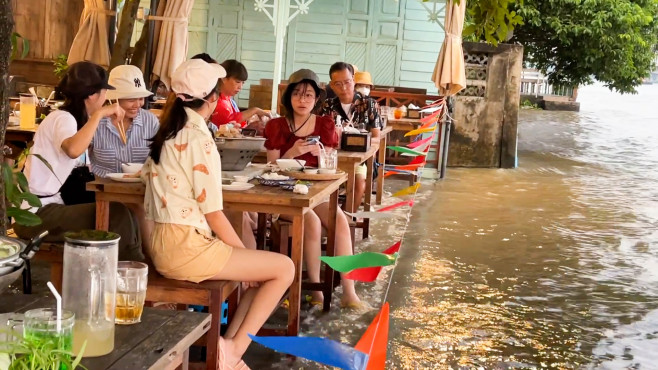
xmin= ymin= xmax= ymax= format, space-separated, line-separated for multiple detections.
xmin=320 ymin=252 xmax=398 ymax=273
xmin=391 ymin=183 xmax=420 ymax=197
xmin=355 ymin=303 xmax=390 ymax=369
xmin=345 ymin=242 xmax=402 ymax=282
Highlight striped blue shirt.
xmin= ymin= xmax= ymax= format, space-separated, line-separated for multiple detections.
xmin=90 ymin=109 xmax=160 ymax=177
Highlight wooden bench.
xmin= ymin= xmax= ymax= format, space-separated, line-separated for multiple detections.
xmin=144 ymin=267 xmax=240 ymax=370
xmin=30 ymin=242 xmax=239 ymax=370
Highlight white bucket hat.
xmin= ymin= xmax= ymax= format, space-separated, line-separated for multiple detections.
xmin=171 ymin=59 xmax=226 ymax=101
xmin=105 ymin=65 xmax=153 ymax=100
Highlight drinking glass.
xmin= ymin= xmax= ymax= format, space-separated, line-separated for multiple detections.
xmin=115 ymin=261 xmax=148 ymax=325
xmin=18 ymin=93 xmax=37 ymax=129
xmin=23 ymin=308 xmax=75 ymax=369
xmin=320 ymin=149 xmax=338 ymax=170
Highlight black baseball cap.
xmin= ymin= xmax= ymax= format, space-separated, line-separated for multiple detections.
xmin=57 ymin=61 xmax=115 ymax=98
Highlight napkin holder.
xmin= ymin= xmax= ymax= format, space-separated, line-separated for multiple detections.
xmin=341 ymin=132 xmax=371 ymax=152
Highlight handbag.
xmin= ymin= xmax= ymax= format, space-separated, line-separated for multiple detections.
xmin=59 ymin=166 xmax=96 ymax=205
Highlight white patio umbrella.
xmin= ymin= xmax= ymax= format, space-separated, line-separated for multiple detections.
xmin=151 ymin=0 xmax=194 ymax=89
xmin=67 ymin=0 xmax=113 ymax=67
xmin=431 ymin=0 xmax=467 ymax=96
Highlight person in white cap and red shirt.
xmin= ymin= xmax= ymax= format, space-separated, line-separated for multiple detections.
xmin=90 ymin=64 xmax=159 ymax=178
xmin=141 ymin=58 xmax=293 ymax=370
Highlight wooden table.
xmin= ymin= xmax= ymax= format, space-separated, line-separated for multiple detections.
xmin=337 ymin=145 xmax=378 ymax=239
xmin=377 ymin=126 xmax=393 ymax=205
xmin=5 ymin=125 xmax=37 ymax=143
xmin=87 ymin=176 xmax=346 ymax=337
xmin=0 ymin=294 xmax=211 ymax=370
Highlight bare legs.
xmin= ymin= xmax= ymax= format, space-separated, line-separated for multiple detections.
xmin=304 ymin=202 xmax=361 ymax=306
xmin=209 ymin=248 xmax=294 ymax=367
xmin=242 ymin=212 xmax=257 ymax=250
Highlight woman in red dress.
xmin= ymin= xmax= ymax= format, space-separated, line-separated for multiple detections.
xmin=264 ymin=69 xmax=362 ymax=308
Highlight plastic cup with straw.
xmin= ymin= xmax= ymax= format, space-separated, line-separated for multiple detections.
xmin=46 ymin=281 xmax=62 ymax=332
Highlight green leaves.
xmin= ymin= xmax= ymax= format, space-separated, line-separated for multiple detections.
xmin=2 ymin=149 xmax=46 ymax=227
xmin=509 ymin=0 xmax=658 ymax=93
xmin=10 ymin=32 xmax=29 ymax=61
xmin=463 ymin=0 xmax=524 ymax=46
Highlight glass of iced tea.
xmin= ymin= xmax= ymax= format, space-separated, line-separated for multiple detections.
xmin=115 ymin=261 xmax=148 ymax=325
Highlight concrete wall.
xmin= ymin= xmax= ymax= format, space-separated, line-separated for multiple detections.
xmin=449 ymin=42 xmax=523 ymax=168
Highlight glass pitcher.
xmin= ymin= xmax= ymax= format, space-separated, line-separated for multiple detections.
xmin=62 ymin=230 xmax=120 ymax=357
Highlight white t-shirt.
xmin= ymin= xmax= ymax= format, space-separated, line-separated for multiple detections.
xmin=341 ymin=103 xmax=352 ymax=118
xmin=25 ymin=110 xmax=81 ymax=207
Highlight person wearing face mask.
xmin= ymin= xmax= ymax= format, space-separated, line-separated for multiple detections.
xmin=318 ymin=62 xmax=382 ymax=211
xmin=14 ymin=61 xmax=143 ymax=261
xmin=141 ymin=60 xmax=294 ymax=370
xmin=354 ymin=71 xmax=374 ymax=97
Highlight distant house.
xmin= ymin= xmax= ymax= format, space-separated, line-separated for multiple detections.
xmin=134 ymin=0 xmax=447 ymax=107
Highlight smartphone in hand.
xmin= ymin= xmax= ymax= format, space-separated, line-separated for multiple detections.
xmin=306 ymin=136 xmax=320 ymax=144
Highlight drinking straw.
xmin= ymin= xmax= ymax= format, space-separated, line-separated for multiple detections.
xmin=46 ymin=281 xmax=62 ymax=332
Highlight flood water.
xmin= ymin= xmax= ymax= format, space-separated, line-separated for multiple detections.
xmin=386 ymin=84 xmax=658 ymax=369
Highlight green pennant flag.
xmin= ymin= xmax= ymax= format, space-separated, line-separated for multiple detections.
xmin=386 ymin=146 xmax=426 ymax=157
xmin=320 ymin=252 xmax=399 ymax=272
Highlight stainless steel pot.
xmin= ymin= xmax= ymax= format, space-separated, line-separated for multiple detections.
xmin=0 ymin=231 xmax=48 ymax=275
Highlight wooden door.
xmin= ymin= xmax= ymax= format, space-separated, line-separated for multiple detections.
xmin=207 ymin=0 xmax=243 ymax=63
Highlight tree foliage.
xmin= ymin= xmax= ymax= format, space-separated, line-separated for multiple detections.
xmin=461 ymin=0 xmax=658 ymax=94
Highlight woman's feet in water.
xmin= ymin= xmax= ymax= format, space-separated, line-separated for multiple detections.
xmin=219 ymin=337 xmax=250 ymax=369
xmin=340 ymin=291 xmax=363 ymax=309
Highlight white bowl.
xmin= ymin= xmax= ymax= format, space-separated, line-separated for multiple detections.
xmin=121 ymin=162 xmax=143 ymax=174
xmin=303 ymin=168 xmax=319 ymax=174
xmin=318 ymin=168 xmax=336 ymax=174
xmin=233 ymin=175 xmax=249 ymax=183
xmin=276 ymin=159 xmax=306 ymax=170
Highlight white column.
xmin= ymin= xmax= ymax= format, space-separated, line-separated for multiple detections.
xmin=271 ymin=0 xmax=290 ymax=114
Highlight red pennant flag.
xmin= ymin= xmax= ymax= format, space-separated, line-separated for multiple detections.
xmin=377 ymin=200 xmax=414 ymax=213
xmin=355 ymin=303 xmax=390 ymax=370
xmin=408 ymin=155 xmax=426 ymax=165
xmin=406 ymin=134 xmax=434 ymax=149
xmin=345 ymin=242 xmax=401 ymax=282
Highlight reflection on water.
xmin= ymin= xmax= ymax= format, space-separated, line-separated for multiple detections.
xmin=387 ymin=84 xmax=658 ymax=369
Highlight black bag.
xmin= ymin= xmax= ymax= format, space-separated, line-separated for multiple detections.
xmin=59 ymin=166 xmax=96 ymax=205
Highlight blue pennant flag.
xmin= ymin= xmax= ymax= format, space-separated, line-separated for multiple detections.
xmin=248 ymin=334 xmax=369 ymax=370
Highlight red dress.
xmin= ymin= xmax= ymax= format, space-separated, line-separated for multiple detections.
xmin=209 ymin=93 xmax=245 ymax=129
xmin=264 ymin=115 xmax=338 ymax=168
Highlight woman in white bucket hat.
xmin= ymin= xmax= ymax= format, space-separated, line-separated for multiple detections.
xmin=89 ymin=64 xmax=159 ymax=178
xmin=141 ymin=59 xmax=293 ymax=369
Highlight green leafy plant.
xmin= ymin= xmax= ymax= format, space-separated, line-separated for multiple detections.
xmin=2 ymin=149 xmax=59 ymax=227
xmin=53 ymin=54 xmax=68 ymax=80
xmin=520 ymin=99 xmax=540 ymax=109
xmin=0 ymin=330 xmax=86 ymax=370
xmin=463 ymin=0 xmax=524 ymax=45
xmin=10 ymin=32 xmax=28 ymax=60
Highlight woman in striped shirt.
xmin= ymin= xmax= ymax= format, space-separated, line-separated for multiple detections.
xmin=89 ymin=65 xmax=159 ymax=177
xmin=89 ymin=65 xmax=159 ymax=249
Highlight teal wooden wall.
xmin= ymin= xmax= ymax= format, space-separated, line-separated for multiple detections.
xmin=206 ymin=0 xmax=445 ymax=107
xmin=132 ymin=0 xmax=445 ymax=107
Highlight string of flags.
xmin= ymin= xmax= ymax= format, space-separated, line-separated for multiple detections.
xmin=249 ymin=99 xmax=445 ymax=369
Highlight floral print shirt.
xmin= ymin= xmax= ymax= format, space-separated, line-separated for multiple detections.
xmin=141 ymin=107 xmax=223 ymax=233
xmin=317 ymin=92 xmax=382 ymax=131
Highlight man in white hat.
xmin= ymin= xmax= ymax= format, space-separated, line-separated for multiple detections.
xmin=90 ymin=64 xmax=159 ymax=177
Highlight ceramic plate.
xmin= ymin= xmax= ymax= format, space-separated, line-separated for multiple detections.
xmin=222 ymin=183 xmax=255 ymax=191
xmin=107 ymin=173 xmax=142 ymax=183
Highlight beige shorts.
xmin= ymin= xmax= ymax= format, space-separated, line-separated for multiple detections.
xmin=147 ymin=223 xmax=233 ymax=283
xmin=355 ymin=163 xmax=367 ymax=177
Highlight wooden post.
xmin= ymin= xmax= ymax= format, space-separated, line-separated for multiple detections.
xmin=109 ymin=0 xmax=140 ymax=69
xmin=0 ymin=0 xmax=15 ymax=235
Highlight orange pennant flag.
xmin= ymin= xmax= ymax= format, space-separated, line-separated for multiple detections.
xmin=355 ymin=302 xmax=390 ymax=370
xmin=394 ymin=163 xmax=426 ymax=172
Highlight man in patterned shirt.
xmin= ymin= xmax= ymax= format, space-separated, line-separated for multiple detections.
xmin=318 ymin=62 xmax=381 ymax=210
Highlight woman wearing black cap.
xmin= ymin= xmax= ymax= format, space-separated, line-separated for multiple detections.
xmin=14 ymin=61 xmax=143 ymax=261
xmin=264 ymin=68 xmax=363 ymax=309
